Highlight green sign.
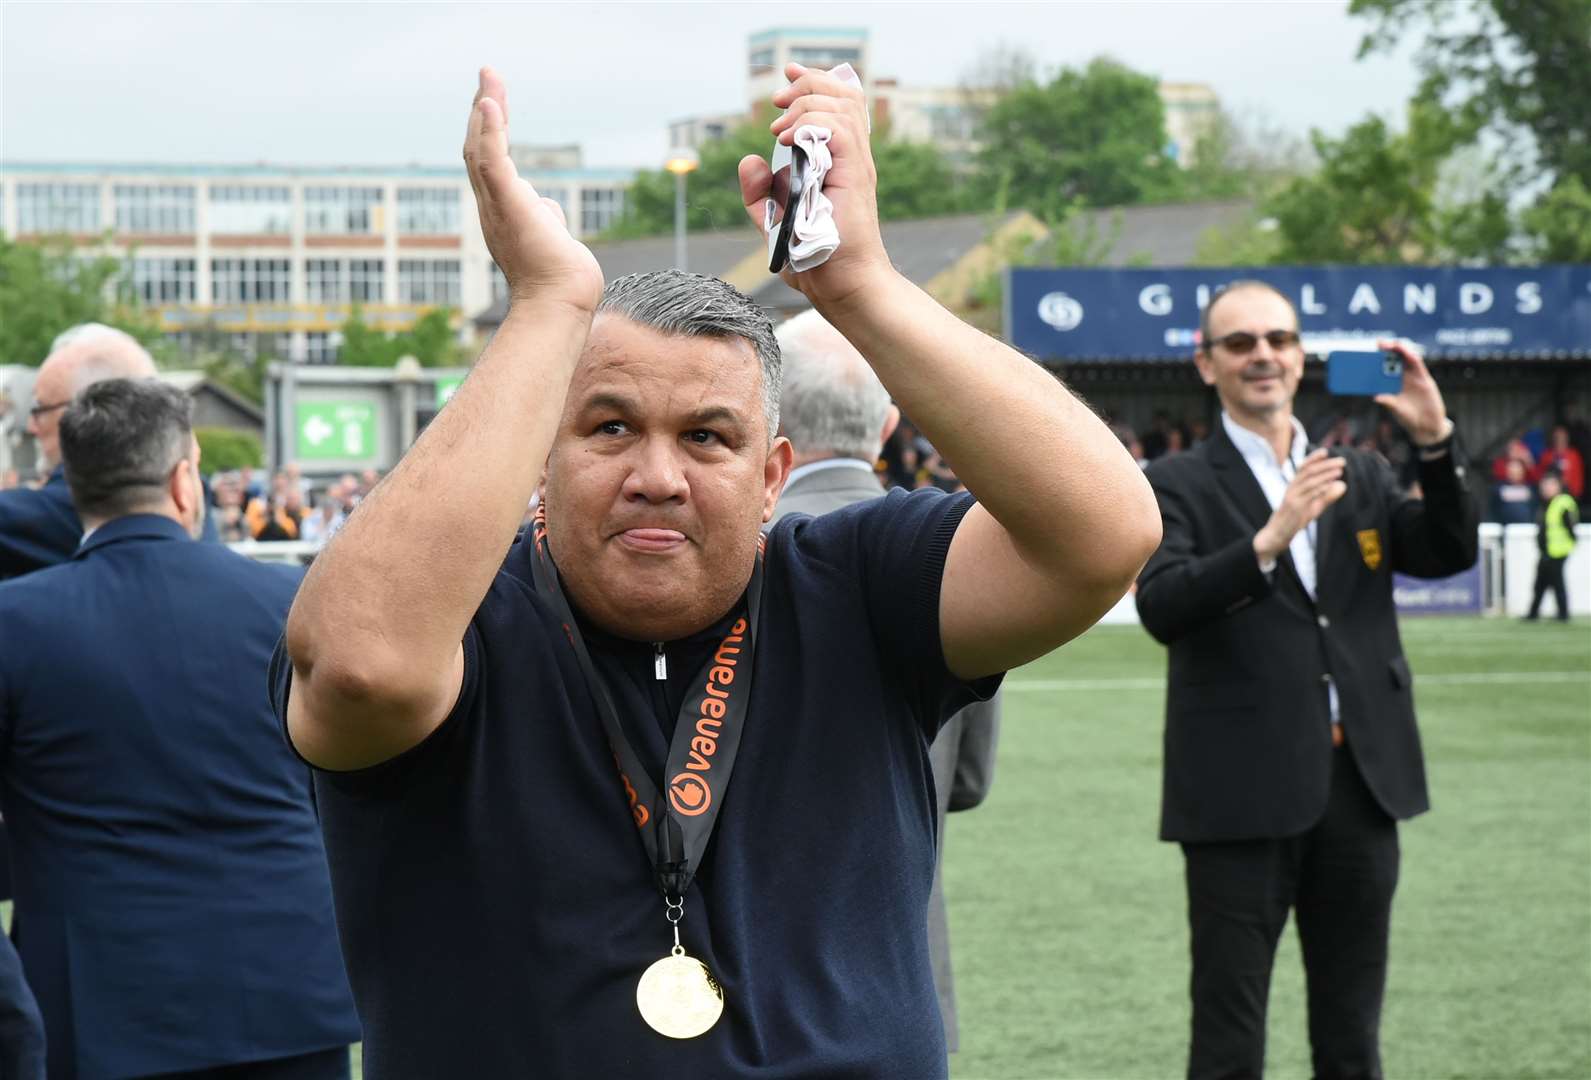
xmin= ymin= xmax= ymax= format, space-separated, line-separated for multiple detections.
xmin=297 ymin=401 xmax=377 ymax=462
xmin=435 ymin=377 xmax=463 ymax=408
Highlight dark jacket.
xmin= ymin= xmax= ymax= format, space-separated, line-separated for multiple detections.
xmin=0 ymin=515 xmax=360 ymax=1078
xmin=1136 ymin=426 xmax=1477 ymax=843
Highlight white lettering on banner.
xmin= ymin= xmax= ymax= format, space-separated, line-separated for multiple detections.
xmin=1460 ymin=282 xmax=1494 ymax=314
xmin=1300 ymin=285 xmax=1327 ymax=314
xmin=1037 ymin=292 xmax=1084 ymax=331
xmin=1405 ymin=283 xmax=1437 ymax=314
xmin=1195 ymin=284 xmax=1212 ymax=311
xmin=1516 ymin=282 xmax=1543 ymax=314
xmin=1139 ymin=284 xmax=1173 ymax=316
xmin=1348 ymin=283 xmax=1382 ymax=315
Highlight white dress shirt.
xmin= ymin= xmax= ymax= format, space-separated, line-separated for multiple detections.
xmin=1221 ymin=411 xmax=1340 ymax=726
xmin=785 ymin=457 xmax=878 ymax=487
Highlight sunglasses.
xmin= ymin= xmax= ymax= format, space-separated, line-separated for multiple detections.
xmin=1206 ymin=329 xmax=1301 ymax=354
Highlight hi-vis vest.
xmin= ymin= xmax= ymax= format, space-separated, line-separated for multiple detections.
xmin=1545 ymin=493 xmax=1578 ymax=559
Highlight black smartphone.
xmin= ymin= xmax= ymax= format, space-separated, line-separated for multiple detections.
xmin=766 ymin=141 xmax=807 ymax=274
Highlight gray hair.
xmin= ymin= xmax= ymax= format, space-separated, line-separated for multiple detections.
xmin=51 ymin=322 xmax=143 ymax=356
xmin=47 ymin=323 xmax=159 ymax=395
xmin=60 ymin=379 xmax=192 ymax=521
xmin=775 ymin=310 xmax=892 ymax=462
xmin=597 ymin=271 xmax=782 ymax=439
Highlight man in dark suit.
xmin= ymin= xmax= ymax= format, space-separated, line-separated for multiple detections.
xmin=0 ymin=379 xmax=360 ymax=1078
xmin=1136 ymin=281 xmax=1477 ymax=1080
xmin=769 ymin=310 xmax=1001 ymax=1056
xmin=0 ymin=323 xmax=218 ymax=581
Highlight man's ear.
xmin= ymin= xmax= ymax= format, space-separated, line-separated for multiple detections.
xmin=1192 ymin=350 xmax=1217 ymax=387
xmin=879 ymin=404 xmax=901 ymax=450
xmin=761 ymin=436 xmax=795 ymax=523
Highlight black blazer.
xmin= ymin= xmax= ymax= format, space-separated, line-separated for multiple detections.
xmin=1136 ymin=425 xmax=1477 ymax=843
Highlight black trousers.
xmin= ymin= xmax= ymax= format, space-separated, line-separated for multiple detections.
xmin=142 ymin=1047 xmax=350 ymax=1080
xmin=1181 ymin=748 xmax=1399 ymax=1080
xmin=1528 ymin=554 xmax=1569 ymax=619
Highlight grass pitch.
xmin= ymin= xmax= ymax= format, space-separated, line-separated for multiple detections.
xmin=945 ymin=616 xmax=1591 ymax=1080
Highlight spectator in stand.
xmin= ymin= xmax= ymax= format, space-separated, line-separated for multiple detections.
xmin=1319 ymin=414 xmax=1355 ymax=449
xmin=1490 ymin=458 xmax=1537 ymax=525
xmin=1526 ymin=470 xmax=1579 ymax=621
xmin=358 ymin=468 xmax=381 ymax=501
xmin=1491 ymin=435 xmax=1536 ymax=484
xmin=1164 ymin=427 xmax=1187 ymax=456
xmin=1142 ymin=410 xmax=1173 ymax=460
xmin=1189 ymin=418 xmax=1211 ymax=448
xmin=299 ymin=494 xmax=346 ymax=548
xmin=251 ymin=492 xmax=300 ymax=542
xmin=1537 ymin=424 xmax=1584 ymax=500
xmin=336 ymin=473 xmax=362 ymax=510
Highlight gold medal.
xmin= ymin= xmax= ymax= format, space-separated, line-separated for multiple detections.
xmin=636 ymin=946 xmax=724 ymax=1039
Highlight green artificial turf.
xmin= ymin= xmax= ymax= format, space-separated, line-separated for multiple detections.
xmin=946 ymin=617 xmax=1591 ymax=1080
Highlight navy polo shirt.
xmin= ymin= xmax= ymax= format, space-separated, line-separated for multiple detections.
xmin=272 ymin=487 xmax=999 ymax=1078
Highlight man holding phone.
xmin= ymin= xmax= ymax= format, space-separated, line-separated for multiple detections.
xmin=1135 ymin=281 xmax=1478 ymax=1079
xmin=275 ymin=64 xmax=1160 ymax=1077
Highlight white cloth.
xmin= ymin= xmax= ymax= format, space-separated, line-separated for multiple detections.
xmin=1221 ymin=412 xmax=1340 ymax=726
xmin=779 ymin=63 xmax=865 ymax=274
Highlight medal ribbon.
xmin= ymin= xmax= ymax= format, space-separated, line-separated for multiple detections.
xmin=528 ymin=506 xmax=763 ymax=902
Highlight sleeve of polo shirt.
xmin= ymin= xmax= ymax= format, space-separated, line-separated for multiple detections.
xmin=268 ymin=605 xmax=488 ymax=788
xmin=803 ymin=487 xmax=1002 ymax=738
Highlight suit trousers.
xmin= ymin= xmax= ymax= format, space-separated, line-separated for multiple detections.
xmin=1181 ymin=747 xmax=1399 ymax=1080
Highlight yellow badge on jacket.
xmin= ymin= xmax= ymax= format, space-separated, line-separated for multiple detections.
xmin=1356 ymin=528 xmax=1383 ymax=571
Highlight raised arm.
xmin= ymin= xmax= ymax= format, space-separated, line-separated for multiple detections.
xmin=739 ymin=65 xmax=1160 ymax=679
xmin=283 ymin=68 xmax=604 ymax=770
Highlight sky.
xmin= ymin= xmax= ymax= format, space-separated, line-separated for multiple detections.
xmin=0 ymin=1 xmax=1421 ymax=171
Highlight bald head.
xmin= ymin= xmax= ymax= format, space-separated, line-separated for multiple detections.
xmin=29 ymin=324 xmax=157 ymax=471
xmin=775 ymin=311 xmax=898 ymax=468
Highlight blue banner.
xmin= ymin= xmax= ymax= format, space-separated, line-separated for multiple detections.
xmin=1393 ymin=564 xmax=1484 ymax=615
xmin=1007 ymin=265 xmax=1591 ymax=360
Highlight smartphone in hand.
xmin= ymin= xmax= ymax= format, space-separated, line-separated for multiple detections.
xmin=766 ymin=142 xmax=807 ymax=273
xmin=1326 ymin=349 xmax=1403 ymax=396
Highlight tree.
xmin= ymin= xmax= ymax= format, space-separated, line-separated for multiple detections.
xmin=1352 ymin=0 xmax=1591 ymax=260
xmin=1263 ymin=102 xmax=1498 ymax=264
xmin=338 ymin=308 xmax=462 ymax=368
xmin=195 ymin=427 xmax=263 ymax=472
xmin=611 ymin=106 xmax=969 ymax=237
xmin=974 ymin=57 xmax=1183 ymax=216
xmin=1353 ymin=0 xmax=1591 ymax=186
xmin=0 ymin=236 xmax=161 ymax=366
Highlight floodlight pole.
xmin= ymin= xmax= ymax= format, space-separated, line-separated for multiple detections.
xmin=664 ymin=149 xmax=700 ymax=273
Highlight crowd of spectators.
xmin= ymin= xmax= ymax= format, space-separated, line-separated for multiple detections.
xmin=1487 ymin=419 xmax=1589 ymax=524
xmin=208 ymin=465 xmax=383 ymax=546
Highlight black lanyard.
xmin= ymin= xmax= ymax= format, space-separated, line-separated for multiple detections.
xmin=528 ymin=508 xmax=764 ymax=902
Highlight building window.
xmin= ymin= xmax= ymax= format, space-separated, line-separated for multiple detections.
xmin=789 ymin=46 xmax=861 ymax=69
xmin=125 ymin=258 xmax=197 ymax=304
xmin=208 ymin=186 xmax=292 ymax=234
xmin=489 ymin=263 xmax=508 ymax=304
xmin=16 ymin=182 xmax=101 ymax=234
xmin=749 ymin=47 xmax=775 ymax=74
xmin=305 ymin=258 xmax=346 ymax=303
xmin=304 ymin=331 xmax=339 ymax=364
xmin=349 ymin=259 xmax=385 ymax=303
xmin=114 ymin=185 xmax=196 ymax=234
xmin=397 ymin=259 xmax=461 ymax=305
xmin=227 ymin=333 xmax=288 ymax=358
xmin=397 ymin=187 xmax=461 ymax=234
xmin=580 ymin=187 xmax=624 ymax=236
xmin=211 ymin=258 xmax=292 ymax=303
xmin=304 ymin=186 xmax=384 ymax=235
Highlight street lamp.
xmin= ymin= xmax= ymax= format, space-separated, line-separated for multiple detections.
xmin=664 ymin=149 xmax=700 ymax=272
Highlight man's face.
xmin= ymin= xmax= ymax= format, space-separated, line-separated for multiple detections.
xmin=25 ymin=363 xmax=72 ymax=470
xmin=1194 ymin=288 xmax=1304 ymax=422
xmin=543 ymin=316 xmax=791 ymax=642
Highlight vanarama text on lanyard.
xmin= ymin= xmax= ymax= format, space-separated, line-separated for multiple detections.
xmin=529 ymin=506 xmax=764 ymax=1039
